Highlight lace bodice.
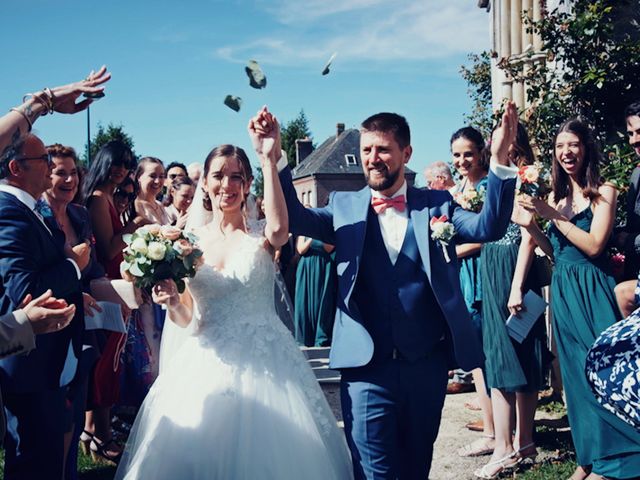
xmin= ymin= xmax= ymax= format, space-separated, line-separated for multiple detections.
xmin=189 ymin=232 xmax=276 ymax=324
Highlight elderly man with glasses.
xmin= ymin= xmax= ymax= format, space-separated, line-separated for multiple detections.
xmin=0 ymin=67 xmax=111 ymax=480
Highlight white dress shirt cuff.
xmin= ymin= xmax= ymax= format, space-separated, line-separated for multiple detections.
xmin=8 ymin=310 xmax=36 ymax=353
xmin=490 ymin=161 xmax=519 ymax=180
xmin=276 ymin=151 xmax=289 ymax=173
xmin=66 ymin=258 xmax=82 ymax=280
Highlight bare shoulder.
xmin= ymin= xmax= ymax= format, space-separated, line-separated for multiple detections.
xmin=597 ymin=183 xmax=618 ymax=203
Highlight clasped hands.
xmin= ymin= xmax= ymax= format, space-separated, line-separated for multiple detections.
xmin=248 ymin=106 xmax=282 ymax=167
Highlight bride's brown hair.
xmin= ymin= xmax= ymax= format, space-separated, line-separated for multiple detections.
xmin=201 ymin=144 xmax=253 ymax=212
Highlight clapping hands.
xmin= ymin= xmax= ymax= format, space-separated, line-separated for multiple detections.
xmin=248 ymin=106 xmax=282 ymax=166
xmin=20 ymin=290 xmax=76 ymax=334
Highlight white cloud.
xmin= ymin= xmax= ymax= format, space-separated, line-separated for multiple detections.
xmin=217 ymin=1 xmax=490 ymax=66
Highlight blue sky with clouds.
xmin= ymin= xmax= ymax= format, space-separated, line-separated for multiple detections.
xmin=2 ymin=0 xmax=491 ymax=185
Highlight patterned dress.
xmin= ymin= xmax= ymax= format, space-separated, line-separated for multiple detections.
xmin=586 ymin=272 xmax=640 ymax=430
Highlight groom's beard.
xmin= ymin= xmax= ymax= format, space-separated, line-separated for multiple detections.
xmin=365 ymin=166 xmax=400 ymax=192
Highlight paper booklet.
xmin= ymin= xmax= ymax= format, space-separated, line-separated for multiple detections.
xmin=505 ymin=290 xmax=548 ymax=343
xmin=84 ymin=301 xmax=127 ymax=333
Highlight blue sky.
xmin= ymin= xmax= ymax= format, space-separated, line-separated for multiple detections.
xmin=2 ymin=0 xmax=491 ymax=186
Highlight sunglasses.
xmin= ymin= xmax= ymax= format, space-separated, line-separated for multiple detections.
xmin=114 ymin=190 xmax=136 ymax=202
xmin=17 ymin=153 xmax=53 ymax=167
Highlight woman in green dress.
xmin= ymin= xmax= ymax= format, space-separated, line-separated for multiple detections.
xmin=474 ymin=124 xmax=548 ymax=479
xmin=294 ymin=235 xmax=337 ymax=347
xmin=448 ymin=127 xmax=495 ymax=458
xmin=520 ymin=118 xmax=640 ymax=480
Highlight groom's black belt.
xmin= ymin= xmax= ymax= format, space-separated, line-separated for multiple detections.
xmin=391 ymin=340 xmax=446 ymax=362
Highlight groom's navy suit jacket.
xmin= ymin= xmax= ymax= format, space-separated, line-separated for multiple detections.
xmin=279 ymin=168 xmax=516 ymax=371
xmin=0 ymin=191 xmax=83 ymax=393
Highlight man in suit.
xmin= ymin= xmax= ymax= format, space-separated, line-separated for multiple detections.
xmin=0 ymin=67 xmax=110 ymax=479
xmin=251 ymin=103 xmax=519 ymax=479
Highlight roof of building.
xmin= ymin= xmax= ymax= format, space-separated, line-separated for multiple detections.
xmin=292 ymin=129 xmax=363 ymax=179
xmin=292 ymin=128 xmax=415 ymax=179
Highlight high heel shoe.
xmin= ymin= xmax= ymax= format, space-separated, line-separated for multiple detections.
xmin=474 ymin=451 xmax=520 ymax=479
xmin=79 ymin=430 xmax=93 ymax=455
xmin=90 ymin=436 xmax=123 ymax=465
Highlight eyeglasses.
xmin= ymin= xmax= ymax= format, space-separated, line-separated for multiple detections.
xmin=17 ymin=153 xmax=53 ymax=167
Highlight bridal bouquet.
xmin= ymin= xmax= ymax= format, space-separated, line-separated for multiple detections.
xmin=453 ymin=186 xmax=485 ymax=213
xmin=518 ymin=161 xmax=551 ymax=197
xmin=120 ymin=224 xmax=203 ymax=293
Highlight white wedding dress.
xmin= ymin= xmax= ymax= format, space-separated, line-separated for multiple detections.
xmin=115 ymin=230 xmax=353 ymax=480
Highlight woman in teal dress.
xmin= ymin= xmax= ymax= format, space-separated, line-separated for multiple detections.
xmin=294 ymin=236 xmax=337 ymax=347
xmin=448 ymin=127 xmax=495 ymax=458
xmin=474 ymin=124 xmax=548 ymax=479
xmin=520 ymin=118 xmax=640 ymax=480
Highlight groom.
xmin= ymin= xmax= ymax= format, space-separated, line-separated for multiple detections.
xmin=252 ymin=104 xmax=518 ymax=479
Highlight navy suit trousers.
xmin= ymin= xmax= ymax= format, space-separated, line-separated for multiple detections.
xmin=340 ymin=345 xmax=448 ymax=480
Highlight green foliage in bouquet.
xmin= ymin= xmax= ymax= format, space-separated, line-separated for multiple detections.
xmin=121 ymin=225 xmax=203 ymax=294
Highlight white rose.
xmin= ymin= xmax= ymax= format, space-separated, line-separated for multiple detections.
xmin=524 ymin=167 xmax=539 ymax=183
xmin=147 ymin=241 xmax=167 ymax=261
xmin=131 ymin=237 xmax=148 ymax=255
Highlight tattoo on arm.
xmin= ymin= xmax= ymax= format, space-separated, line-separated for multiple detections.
xmin=0 ymin=127 xmax=22 ymax=164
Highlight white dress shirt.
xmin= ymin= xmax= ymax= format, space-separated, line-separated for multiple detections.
xmin=371 ymin=182 xmax=408 ymax=265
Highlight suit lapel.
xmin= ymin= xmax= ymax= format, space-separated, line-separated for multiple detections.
xmin=343 ymin=187 xmax=372 ymax=309
xmin=407 ymin=187 xmax=433 ymax=283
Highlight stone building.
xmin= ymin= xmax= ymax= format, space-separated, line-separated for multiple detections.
xmin=291 ymin=123 xmax=417 ymax=207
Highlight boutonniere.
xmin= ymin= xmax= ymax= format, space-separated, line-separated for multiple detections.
xmin=430 ymin=215 xmax=456 ymax=263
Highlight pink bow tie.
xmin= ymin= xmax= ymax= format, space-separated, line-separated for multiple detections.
xmin=371 ymin=195 xmax=406 ymax=214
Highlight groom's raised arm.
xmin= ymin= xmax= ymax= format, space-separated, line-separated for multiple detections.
xmin=453 ymin=102 xmax=519 ymax=242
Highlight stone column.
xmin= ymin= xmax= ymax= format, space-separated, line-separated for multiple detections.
xmin=500 ymin=0 xmax=513 ymax=101
xmin=511 ymin=0 xmax=525 ymax=109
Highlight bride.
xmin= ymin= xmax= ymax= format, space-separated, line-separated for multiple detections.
xmin=115 ymin=113 xmax=353 ymax=479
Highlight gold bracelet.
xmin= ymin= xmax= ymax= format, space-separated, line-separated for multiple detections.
xmin=22 ymin=92 xmax=51 ymax=115
xmin=9 ymin=107 xmax=32 ymax=131
xmin=43 ymin=88 xmax=56 ymax=113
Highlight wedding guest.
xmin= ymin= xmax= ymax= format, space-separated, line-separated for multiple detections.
xmin=520 ymin=118 xmax=640 ymax=480
xmin=165 ymin=161 xmax=187 ymax=186
xmin=0 ymin=290 xmax=76 ymax=445
xmin=474 ymin=124 xmax=548 ymax=478
xmin=187 ymin=161 xmax=202 ymax=184
xmin=447 ymin=128 xmax=493 ymax=451
xmin=114 ymin=177 xmax=137 ymax=225
xmin=613 ymin=101 xmax=640 ymax=314
xmin=424 ymin=161 xmax=456 ymax=190
xmin=0 ymin=67 xmax=108 ymax=480
xmin=81 ymin=140 xmax=145 ymax=464
xmin=135 ymin=157 xmax=170 ymax=225
xmin=42 ymin=143 xmax=105 ymax=479
xmin=164 ymin=176 xmax=195 ymax=228
xmin=294 ymin=218 xmax=337 ymax=346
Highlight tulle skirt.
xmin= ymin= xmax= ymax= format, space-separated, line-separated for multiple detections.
xmin=115 ymin=328 xmax=352 ymax=479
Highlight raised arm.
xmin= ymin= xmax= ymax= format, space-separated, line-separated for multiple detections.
xmin=1 ymin=66 xmax=111 ymax=158
xmin=452 ymin=102 xmax=519 ymax=242
xmin=247 ymin=107 xmax=289 ymax=248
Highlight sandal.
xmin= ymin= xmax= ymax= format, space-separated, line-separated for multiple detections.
xmin=90 ymin=436 xmax=123 ymax=465
xmin=474 ymin=451 xmax=519 ymax=479
xmin=514 ymin=442 xmax=537 ymax=463
xmin=458 ymin=435 xmax=495 ymax=457
xmin=79 ymin=430 xmax=93 ymax=455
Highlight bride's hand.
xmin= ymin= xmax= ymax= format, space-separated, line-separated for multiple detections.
xmin=152 ymin=279 xmax=179 ymax=307
xmin=248 ymin=106 xmax=282 ymax=165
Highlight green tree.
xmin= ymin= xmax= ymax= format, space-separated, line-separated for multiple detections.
xmin=498 ymin=0 xmax=640 ymax=221
xmin=252 ymin=110 xmax=313 ymax=196
xmin=81 ymin=122 xmax=136 ymax=165
xmin=460 ymin=51 xmax=494 ymax=139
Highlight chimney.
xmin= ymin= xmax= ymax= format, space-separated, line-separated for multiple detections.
xmin=295 ymin=137 xmax=313 ymax=166
xmin=336 ymin=123 xmax=345 ymax=138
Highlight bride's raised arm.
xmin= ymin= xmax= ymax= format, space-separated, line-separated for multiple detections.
xmin=248 ymin=106 xmax=289 ymax=248
xmin=152 ymin=279 xmax=193 ymax=327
